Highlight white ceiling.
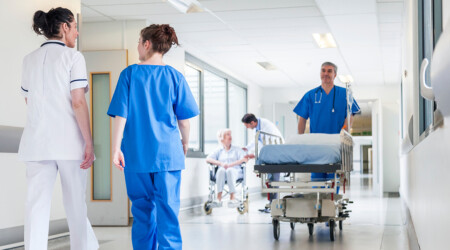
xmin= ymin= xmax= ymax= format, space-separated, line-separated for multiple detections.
xmin=81 ymin=0 xmax=404 ymax=88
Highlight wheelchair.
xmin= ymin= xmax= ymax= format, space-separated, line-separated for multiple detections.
xmin=203 ymin=163 xmax=249 ymax=215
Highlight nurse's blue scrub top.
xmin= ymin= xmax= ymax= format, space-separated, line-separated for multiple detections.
xmin=293 ymin=85 xmax=360 ymax=134
xmin=107 ymin=64 xmax=199 ymax=173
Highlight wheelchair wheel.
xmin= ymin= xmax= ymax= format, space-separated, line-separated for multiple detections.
xmin=307 ymin=223 xmax=314 ymax=236
xmin=272 ymin=219 xmax=280 ymax=240
xmin=204 ymin=202 xmax=213 ymax=215
xmin=237 ymin=201 xmax=247 ymax=214
xmin=290 ymin=222 xmax=295 ymax=230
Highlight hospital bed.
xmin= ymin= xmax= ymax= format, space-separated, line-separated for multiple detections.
xmin=203 ymin=163 xmax=249 ymax=215
xmin=253 ymin=130 xmax=354 ymax=241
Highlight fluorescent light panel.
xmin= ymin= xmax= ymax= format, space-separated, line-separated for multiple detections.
xmin=167 ymin=0 xmax=204 ymax=13
xmin=257 ymin=62 xmax=277 ymax=71
xmin=312 ymin=33 xmax=337 ymax=48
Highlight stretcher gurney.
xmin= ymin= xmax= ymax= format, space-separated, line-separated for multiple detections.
xmin=253 ymin=130 xmax=354 ymax=241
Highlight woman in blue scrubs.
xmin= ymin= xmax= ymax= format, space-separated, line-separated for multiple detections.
xmin=108 ymin=24 xmax=199 ymax=250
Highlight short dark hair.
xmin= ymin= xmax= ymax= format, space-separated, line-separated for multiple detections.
xmin=33 ymin=7 xmax=74 ymax=39
xmin=241 ymin=113 xmax=257 ymax=123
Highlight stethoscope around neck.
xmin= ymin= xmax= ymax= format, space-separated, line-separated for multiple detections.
xmin=314 ymin=86 xmax=336 ymax=113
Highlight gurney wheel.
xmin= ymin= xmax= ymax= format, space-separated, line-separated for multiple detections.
xmin=307 ymin=223 xmax=314 ymax=236
xmin=204 ymin=202 xmax=212 ymax=215
xmin=272 ymin=219 xmax=280 ymax=240
xmin=329 ymin=220 xmax=335 ymax=241
xmin=290 ymin=222 xmax=295 ymax=230
xmin=339 ymin=220 xmax=343 ymax=230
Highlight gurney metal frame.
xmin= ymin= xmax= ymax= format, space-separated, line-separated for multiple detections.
xmin=253 ymin=130 xmax=354 ymax=241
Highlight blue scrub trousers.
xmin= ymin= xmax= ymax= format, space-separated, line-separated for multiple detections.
xmin=124 ymin=170 xmax=182 ymax=250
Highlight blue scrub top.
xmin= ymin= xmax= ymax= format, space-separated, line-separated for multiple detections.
xmin=293 ymin=85 xmax=360 ymax=134
xmin=107 ymin=64 xmax=200 ymax=173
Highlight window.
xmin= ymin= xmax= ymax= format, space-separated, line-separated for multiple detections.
xmin=184 ymin=65 xmax=201 ymax=151
xmin=418 ymin=0 xmax=442 ymax=136
xmin=204 ymin=70 xmax=227 ymax=154
xmin=185 ymin=53 xmax=248 ymax=156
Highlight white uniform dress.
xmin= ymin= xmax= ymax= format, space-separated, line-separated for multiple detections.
xmin=19 ymin=40 xmax=98 ymax=250
xmin=245 ymin=117 xmax=284 ymax=154
xmin=207 ymin=145 xmax=245 ymax=193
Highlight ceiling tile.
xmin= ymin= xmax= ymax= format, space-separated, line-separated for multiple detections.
xmin=81 ymin=5 xmax=103 ymax=17
xmin=199 ymin=0 xmax=316 ymax=12
xmin=340 ymin=47 xmax=383 ymax=71
xmin=325 ymin=14 xmax=380 ymax=47
xmin=214 ymin=7 xmax=322 ymax=22
xmin=377 ymin=2 xmax=404 ymax=14
xmin=316 ymin=0 xmax=376 ymax=15
xmin=83 ymin=0 xmax=163 ymax=5
xmin=88 ymin=3 xmax=179 ymax=16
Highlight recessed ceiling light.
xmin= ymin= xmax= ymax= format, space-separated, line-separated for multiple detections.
xmin=257 ymin=62 xmax=277 ymax=71
xmin=312 ymin=33 xmax=337 ymax=48
xmin=166 ymin=0 xmax=204 ymax=13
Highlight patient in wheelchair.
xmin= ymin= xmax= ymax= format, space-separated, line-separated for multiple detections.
xmin=206 ymin=129 xmax=248 ymax=208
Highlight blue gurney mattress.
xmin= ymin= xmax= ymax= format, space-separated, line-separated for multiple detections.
xmin=255 ymin=144 xmax=341 ymax=165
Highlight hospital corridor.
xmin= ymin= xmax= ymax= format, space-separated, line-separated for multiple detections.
xmin=1 ymin=1 xmax=450 ymax=250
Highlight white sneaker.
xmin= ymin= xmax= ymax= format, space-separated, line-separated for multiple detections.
xmin=227 ymin=200 xmax=240 ymax=208
xmin=210 ymin=201 xmax=223 ymax=208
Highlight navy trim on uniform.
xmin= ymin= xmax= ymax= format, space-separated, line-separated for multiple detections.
xmin=41 ymin=41 xmax=66 ymax=47
xmin=70 ymin=79 xmax=88 ymax=83
xmin=21 ymin=86 xmax=28 ymax=92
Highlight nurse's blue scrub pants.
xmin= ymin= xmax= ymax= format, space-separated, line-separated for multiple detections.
xmin=124 ymin=170 xmax=182 ymax=250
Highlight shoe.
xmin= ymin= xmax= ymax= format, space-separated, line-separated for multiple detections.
xmin=210 ymin=201 xmax=223 ymax=208
xmin=227 ymin=199 xmax=239 ymax=208
xmin=258 ymin=207 xmax=271 ymax=213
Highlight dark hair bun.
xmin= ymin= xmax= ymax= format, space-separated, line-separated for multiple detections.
xmin=140 ymin=24 xmax=179 ymax=55
xmin=32 ymin=10 xmax=48 ymax=36
xmin=32 ymin=7 xmax=74 ymax=39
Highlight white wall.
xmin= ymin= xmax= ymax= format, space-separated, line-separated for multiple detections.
xmin=262 ymin=84 xmax=400 ymax=193
xmin=0 ymin=0 xmax=81 ymax=231
xmin=81 ymin=20 xmax=146 ymax=66
xmin=399 ymin=1 xmax=450 ymax=249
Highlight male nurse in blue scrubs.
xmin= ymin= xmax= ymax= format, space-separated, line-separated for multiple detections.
xmin=294 ymin=62 xmax=360 ymax=181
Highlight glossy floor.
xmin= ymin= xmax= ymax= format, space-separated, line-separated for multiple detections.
xmin=7 ymin=173 xmax=409 ymax=250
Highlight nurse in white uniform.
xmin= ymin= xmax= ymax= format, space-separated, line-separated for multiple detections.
xmin=19 ymin=7 xmax=98 ymax=250
xmin=241 ymin=113 xmax=284 ymax=157
xmin=241 ymin=113 xmax=284 ymax=212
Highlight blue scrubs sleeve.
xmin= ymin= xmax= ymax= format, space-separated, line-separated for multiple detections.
xmin=107 ymin=68 xmax=130 ymax=118
xmin=351 ymin=99 xmax=361 ymax=115
xmin=174 ymin=77 xmax=200 ymax=120
xmin=293 ymin=93 xmax=310 ymax=119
